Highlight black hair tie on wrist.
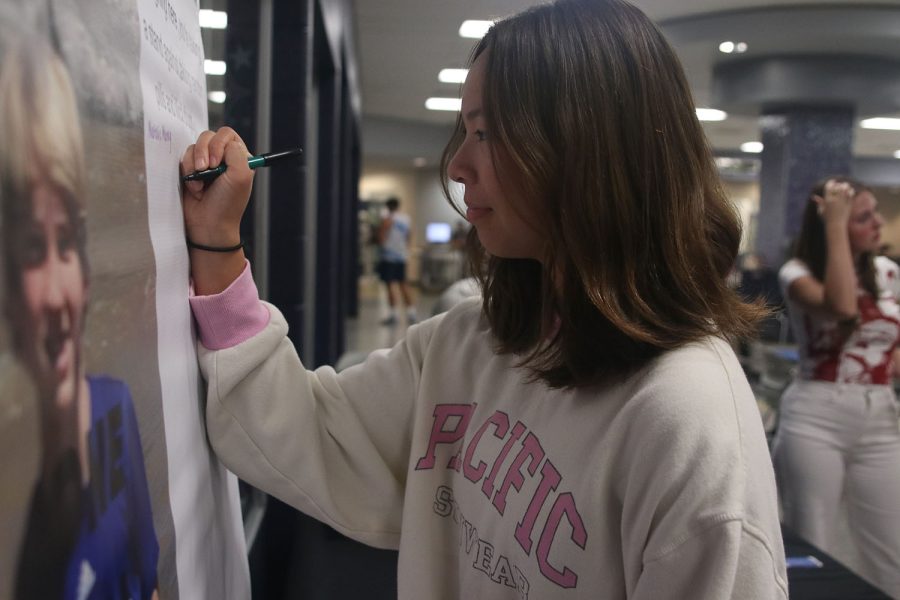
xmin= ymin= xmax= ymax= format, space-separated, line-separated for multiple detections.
xmin=186 ymin=238 xmax=244 ymax=252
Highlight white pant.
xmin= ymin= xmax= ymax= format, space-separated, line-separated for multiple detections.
xmin=772 ymin=380 xmax=900 ymax=598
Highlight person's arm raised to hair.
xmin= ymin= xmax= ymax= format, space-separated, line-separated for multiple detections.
xmin=180 ymin=127 xmax=254 ymax=295
xmin=787 ymin=180 xmax=859 ymax=321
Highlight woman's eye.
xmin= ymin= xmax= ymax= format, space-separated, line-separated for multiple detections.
xmin=57 ymin=225 xmax=76 ymax=257
xmin=20 ymin=229 xmax=48 ymax=268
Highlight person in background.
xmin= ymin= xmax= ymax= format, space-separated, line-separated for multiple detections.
xmin=377 ymin=197 xmax=416 ymax=326
xmin=0 ymin=36 xmax=158 ymax=600
xmin=181 ymin=0 xmax=787 ymax=597
xmin=773 ymin=177 xmax=900 ymax=597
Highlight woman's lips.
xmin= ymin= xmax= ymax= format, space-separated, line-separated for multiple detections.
xmin=466 ymin=206 xmax=492 ymax=222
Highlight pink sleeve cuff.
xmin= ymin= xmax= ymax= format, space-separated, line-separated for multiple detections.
xmin=189 ymin=260 xmax=271 ymax=350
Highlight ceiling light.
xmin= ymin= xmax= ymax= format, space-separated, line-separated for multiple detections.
xmin=208 ymin=91 xmax=226 ymax=104
xmin=459 ymin=20 xmax=494 ymax=39
xmin=696 ymin=108 xmax=727 ymax=121
xmin=893 ymin=150 xmax=900 ymax=159
xmin=735 ymin=42 xmax=748 ymax=53
xmin=719 ymin=41 xmax=735 ymax=54
xmin=413 ymin=157 xmax=427 ymax=167
xmin=204 ymin=60 xmax=226 ymax=75
xmin=740 ymin=141 xmax=763 ymax=153
xmin=861 ymin=117 xmax=900 ymax=130
xmin=439 ymin=69 xmax=468 ymax=84
xmin=199 ymin=9 xmax=227 ymax=29
xmin=425 ymin=97 xmax=462 ymax=111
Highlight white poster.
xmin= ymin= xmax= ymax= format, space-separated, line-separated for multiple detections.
xmin=137 ymin=0 xmax=249 ymax=597
xmin=0 ymin=0 xmax=249 ymax=598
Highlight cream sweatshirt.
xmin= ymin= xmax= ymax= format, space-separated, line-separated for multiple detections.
xmin=194 ymin=271 xmax=788 ymax=599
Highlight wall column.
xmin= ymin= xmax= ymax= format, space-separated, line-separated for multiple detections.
xmin=756 ymin=106 xmax=854 ymax=266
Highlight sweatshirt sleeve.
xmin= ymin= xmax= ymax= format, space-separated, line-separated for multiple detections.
xmin=615 ymin=340 xmax=788 ymax=599
xmin=633 ymin=519 xmax=787 ymax=599
xmin=198 ymin=303 xmax=439 ymax=550
xmin=189 ymin=260 xmax=271 ymax=350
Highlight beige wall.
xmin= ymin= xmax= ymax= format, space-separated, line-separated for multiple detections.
xmin=723 ymin=180 xmax=761 ymax=256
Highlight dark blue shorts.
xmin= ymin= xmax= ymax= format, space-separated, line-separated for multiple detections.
xmin=378 ymin=260 xmax=407 ymax=283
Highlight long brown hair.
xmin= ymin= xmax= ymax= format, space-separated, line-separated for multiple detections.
xmin=440 ymin=0 xmax=763 ymax=388
xmin=794 ymin=176 xmax=878 ymax=298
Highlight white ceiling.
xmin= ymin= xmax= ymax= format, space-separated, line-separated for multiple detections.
xmin=352 ymin=0 xmax=900 ymax=165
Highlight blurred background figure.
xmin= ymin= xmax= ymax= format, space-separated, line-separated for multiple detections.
xmin=771 ymin=177 xmax=900 ymax=598
xmin=376 ymin=197 xmax=416 ymax=326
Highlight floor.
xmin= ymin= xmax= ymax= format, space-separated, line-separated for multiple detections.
xmin=341 ymin=275 xmax=439 ymax=369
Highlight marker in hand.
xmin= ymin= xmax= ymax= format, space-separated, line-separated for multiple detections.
xmin=182 ymin=147 xmax=303 ymax=182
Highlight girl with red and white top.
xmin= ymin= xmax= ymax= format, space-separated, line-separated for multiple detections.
xmin=774 ymin=177 xmax=900 ymax=597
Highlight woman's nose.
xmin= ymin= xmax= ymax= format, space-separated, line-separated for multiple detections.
xmin=446 ymin=145 xmax=469 ymax=185
xmin=42 ymin=254 xmax=67 ymax=310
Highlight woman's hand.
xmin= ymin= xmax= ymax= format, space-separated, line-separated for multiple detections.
xmin=181 ymin=127 xmax=254 ymax=248
xmin=813 ymin=179 xmax=855 ymax=226
xmin=180 ymin=127 xmax=253 ymax=295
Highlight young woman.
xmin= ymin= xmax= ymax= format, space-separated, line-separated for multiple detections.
xmin=182 ymin=0 xmax=787 ymax=597
xmin=0 ymin=36 xmax=159 ymax=599
xmin=773 ymin=177 xmax=900 ymax=597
